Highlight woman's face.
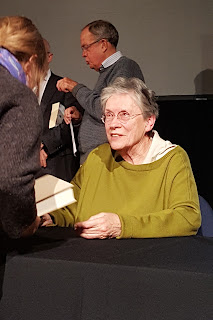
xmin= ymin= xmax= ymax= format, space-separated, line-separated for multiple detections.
xmin=104 ymin=93 xmax=151 ymax=155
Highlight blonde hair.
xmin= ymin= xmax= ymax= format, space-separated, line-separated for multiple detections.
xmin=0 ymin=16 xmax=47 ymax=94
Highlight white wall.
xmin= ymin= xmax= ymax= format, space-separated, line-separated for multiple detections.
xmin=1 ymin=0 xmax=213 ymax=95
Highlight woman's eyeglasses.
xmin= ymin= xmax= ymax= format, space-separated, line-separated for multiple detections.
xmin=101 ymin=111 xmax=142 ymax=124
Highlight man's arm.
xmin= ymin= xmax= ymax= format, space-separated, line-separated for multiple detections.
xmin=42 ymin=92 xmax=83 ymax=156
xmin=57 ymin=58 xmax=144 ymax=121
xmin=42 ymin=121 xmax=72 ymax=156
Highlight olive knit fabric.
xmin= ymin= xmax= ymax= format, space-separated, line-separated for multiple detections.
xmin=51 ymin=142 xmax=201 ymax=238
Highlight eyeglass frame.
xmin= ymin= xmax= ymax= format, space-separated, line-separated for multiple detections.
xmin=101 ymin=111 xmax=143 ymax=124
xmin=81 ymin=38 xmax=106 ymax=52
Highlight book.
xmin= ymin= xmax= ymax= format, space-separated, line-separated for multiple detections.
xmin=49 ymin=102 xmax=77 ymax=155
xmin=34 ymin=174 xmax=76 ymax=217
xmin=49 ymin=102 xmax=65 ymax=128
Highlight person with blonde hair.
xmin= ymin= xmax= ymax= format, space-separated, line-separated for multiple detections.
xmin=0 ymin=16 xmax=47 ymax=238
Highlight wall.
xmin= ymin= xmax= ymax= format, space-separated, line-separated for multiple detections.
xmin=1 ymin=0 xmax=213 ymax=95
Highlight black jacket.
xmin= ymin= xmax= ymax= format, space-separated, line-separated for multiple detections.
xmin=38 ymin=72 xmax=83 ymax=182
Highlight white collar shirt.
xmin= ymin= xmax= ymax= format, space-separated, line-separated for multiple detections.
xmin=38 ymin=69 xmax=51 ymax=104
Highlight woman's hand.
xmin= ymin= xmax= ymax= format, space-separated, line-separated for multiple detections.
xmin=74 ymin=212 xmax=122 ymax=239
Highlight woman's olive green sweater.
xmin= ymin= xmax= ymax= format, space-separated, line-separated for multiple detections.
xmin=50 ymin=141 xmax=201 ymax=238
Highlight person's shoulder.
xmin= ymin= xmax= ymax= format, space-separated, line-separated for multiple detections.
xmin=116 ymin=56 xmax=140 ymax=67
xmin=90 ymin=143 xmax=111 ymax=157
xmin=85 ymin=143 xmax=112 ymax=165
xmin=50 ymin=72 xmax=62 ymax=80
xmin=163 ymin=145 xmax=191 ymax=168
xmin=174 ymin=145 xmax=191 ymax=163
xmin=0 ymin=66 xmax=37 ymax=103
xmin=47 ymin=72 xmax=62 ymax=85
xmin=171 ymin=145 xmax=188 ymax=157
xmin=110 ymin=56 xmax=144 ymax=80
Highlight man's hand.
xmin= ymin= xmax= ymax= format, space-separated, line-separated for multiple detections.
xmin=74 ymin=212 xmax=122 ymax=239
xmin=57 ymin=77 xmax=78 ymax=93
xmin=40 ymin=145 xmax=48 ymax=168
xmin=64 ymin=106 xmax=82 ymax=125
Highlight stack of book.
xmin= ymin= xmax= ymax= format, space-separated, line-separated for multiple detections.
xmin=34 ymin=174 xmax=76 ymax=216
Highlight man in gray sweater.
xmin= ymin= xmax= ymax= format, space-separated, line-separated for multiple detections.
xmin=57 ymin=20 xmax=144 ymax=164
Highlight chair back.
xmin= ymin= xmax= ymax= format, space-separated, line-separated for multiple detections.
xmin=197 ymin=195 xmax=213 ymax=237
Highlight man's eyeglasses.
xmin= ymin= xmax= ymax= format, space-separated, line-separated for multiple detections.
xmin=101 ymin=111 xmax=143 ymax=124
xmin=81 ymin=38 xmax=102 ymax=52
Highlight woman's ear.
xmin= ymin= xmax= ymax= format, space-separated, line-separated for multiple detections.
xmin=21 ymin=55 xmax=35 ymax=75
xmin=48 ymin=52 xmax=53 ymax=63
xmin=145 ymin=115 xmax=156 ymax=132
xmin=22 ymin=55 xmax=39 ymax=89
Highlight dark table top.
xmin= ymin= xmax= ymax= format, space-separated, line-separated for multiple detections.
xmin=1 ymin=227 xmax=213 ymax=273
xmin=1 ymin=227 xmax=213 ymax=320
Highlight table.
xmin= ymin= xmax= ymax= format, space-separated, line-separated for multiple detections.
xmin=0 ymin=227 xmax=212 ymax=320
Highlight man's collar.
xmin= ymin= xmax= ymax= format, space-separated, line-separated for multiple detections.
xmin=44 ymin=69 xmax=51 ymax=81
xmin=100 ymin=51 xmax=122 ymax=71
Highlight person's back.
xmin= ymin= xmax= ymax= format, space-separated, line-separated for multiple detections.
xmin=0 ymin=65 xmax=42 ymax=237
xmin=0 ymin=16 xmax=46 ymax=238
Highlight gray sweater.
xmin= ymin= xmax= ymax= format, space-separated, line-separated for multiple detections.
xmin=72 ymin=56 xmax=144 ymax=163
xmin=0 ymin=66 xmax=42 ymax=238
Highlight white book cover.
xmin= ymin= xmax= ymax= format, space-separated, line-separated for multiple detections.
xmin=34 ymin=174 xmax=76 ymax=216
xmin=49 ymin=102 xmax=60 ymax=129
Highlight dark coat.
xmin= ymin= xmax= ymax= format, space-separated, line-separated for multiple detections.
xmin=38 ymin=72 xmax=83 ymax=182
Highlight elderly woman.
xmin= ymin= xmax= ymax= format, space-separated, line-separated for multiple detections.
xmin=44 ymin=77 xmax=201 ymax=239
xmin=0 ymin=16 xmax=47 ymax=238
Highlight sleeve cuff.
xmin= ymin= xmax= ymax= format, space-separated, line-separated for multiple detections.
xmin=116 ymin=213 xmax=133 ymax=239
xmin=72 ymin=83 xmax=85 ymax=97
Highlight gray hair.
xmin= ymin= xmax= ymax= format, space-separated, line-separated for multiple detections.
xmin=101 ymin=77 xmax=159 ymax=120
xmin=82 ymin=20 xmax=119 ymax=48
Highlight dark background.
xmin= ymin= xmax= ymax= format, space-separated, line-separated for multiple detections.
xmin=155 ymin=95 xmax=212 ymax=207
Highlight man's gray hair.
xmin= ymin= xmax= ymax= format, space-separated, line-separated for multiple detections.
xmin=101 ymin=77 xmax=159 ymax=119
xmin=82 ymin=20 xmax=119 ymax=48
